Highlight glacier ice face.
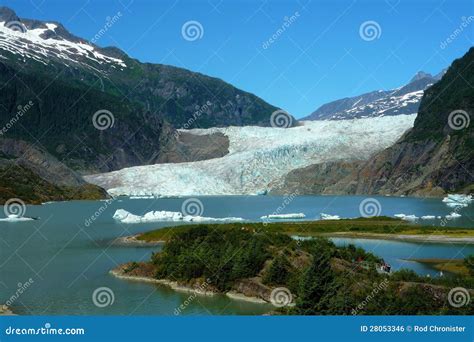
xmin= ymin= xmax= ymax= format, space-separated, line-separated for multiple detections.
xmin=85 ymin=115 xmax=417 ymax=196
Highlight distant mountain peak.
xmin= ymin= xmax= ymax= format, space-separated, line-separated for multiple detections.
xmin=409 ymin=71 xmax=433 ymax=83
xmin=303 ymin=69 xmax=444 ymax=121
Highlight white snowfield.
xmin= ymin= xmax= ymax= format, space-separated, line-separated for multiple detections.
xmin=0 ymin=22 xmax=126 ymax=69
xmin=113 ymin=209 xmax=244 ymax=224
xmin=85 ymin=115 xmax=417 ymax=196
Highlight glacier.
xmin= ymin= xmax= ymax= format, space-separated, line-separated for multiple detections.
xmin=85 ymin=115 xmax=417 ymax=196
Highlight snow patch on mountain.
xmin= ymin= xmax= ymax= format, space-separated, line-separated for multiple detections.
xmin=85 ymin=115 xmax=417 ymax=196
xmin=0 ymin=21 xmax=126 ymax=69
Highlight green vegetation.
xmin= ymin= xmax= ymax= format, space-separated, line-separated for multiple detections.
xmin=406 ymin=258 xmax=471 ymax=276
xmin=137 ymin=218 xmax=474 ymax=243
xmin=129 ymin=223 xmax=474 ymax=315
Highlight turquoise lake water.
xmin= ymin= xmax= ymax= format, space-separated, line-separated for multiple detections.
xmin=0 ymin=195 xmax=473 ymax=315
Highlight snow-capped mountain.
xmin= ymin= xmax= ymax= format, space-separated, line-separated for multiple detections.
xmin=0 ymin=6 xmax=281 ymax=129
xmin=0 ymin=7 xmax=127 ymax=72
xmin=85 ymin=115 xmax=416 ymax=196
xmin=303 ymin=71 xmax=445 ymax=121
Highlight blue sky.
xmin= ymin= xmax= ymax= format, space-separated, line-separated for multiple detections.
xmin=3 ymin=0 xmax=474 ymax=118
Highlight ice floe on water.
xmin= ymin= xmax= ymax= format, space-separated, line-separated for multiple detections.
xmin=442 ymin=194 xmax=473 ymax=208
xmin=445 ymin=212 xmax=462 ymax=219
xmin=0 ymin=214 xmax=35 ymax=222
xmin=113 ymin=209 xmax=244 ymax=224
xmin=320 ymin=213 xmax=341 ymax=220
xmin=260 ymin=213 xmax=306 ymax=220
xmin=395 ymin=212 xmax=462 ymax=221
xmin=394 ymin=214 xmax=419 ymax=221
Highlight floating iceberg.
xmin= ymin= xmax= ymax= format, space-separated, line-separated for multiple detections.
xmin=394 ymin=214 xmax=418 ymax=221
xmin=421 ymin=215 xmax=436 ymax=220
xmin=260 ymin=213 xmax=306 ymax=220
xmin=113 ymin=209 xmax=244 ymax=224
xmin=320 ymin=213 xmax=341 ymax=220
xmin=442 ymin=194 xmax=472 ymax=208
xmin=445 ymin=212 xmax=462 ymax=219
xmin=0 ymin=214 xmax=35 ymax=222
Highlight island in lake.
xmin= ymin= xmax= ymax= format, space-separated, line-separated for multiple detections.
xmin=113 ymin=218 xmax=474 ymax=315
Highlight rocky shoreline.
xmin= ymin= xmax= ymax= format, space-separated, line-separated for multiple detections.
xmin=110 ymin=265 xmax=272 ymax=305
xmin=0 ymin=304 xmax=15 ymax=316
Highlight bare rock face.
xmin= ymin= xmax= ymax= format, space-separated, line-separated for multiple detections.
xmin=157 ymin=132 xmax=229 ymax=164
xmin=270 ymin=161 xmax=364 ymax=195
xmin=0 ymin=138 xmax=108 ymax=204
xmin=0 ymin=138 xmax=85 ymax=187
